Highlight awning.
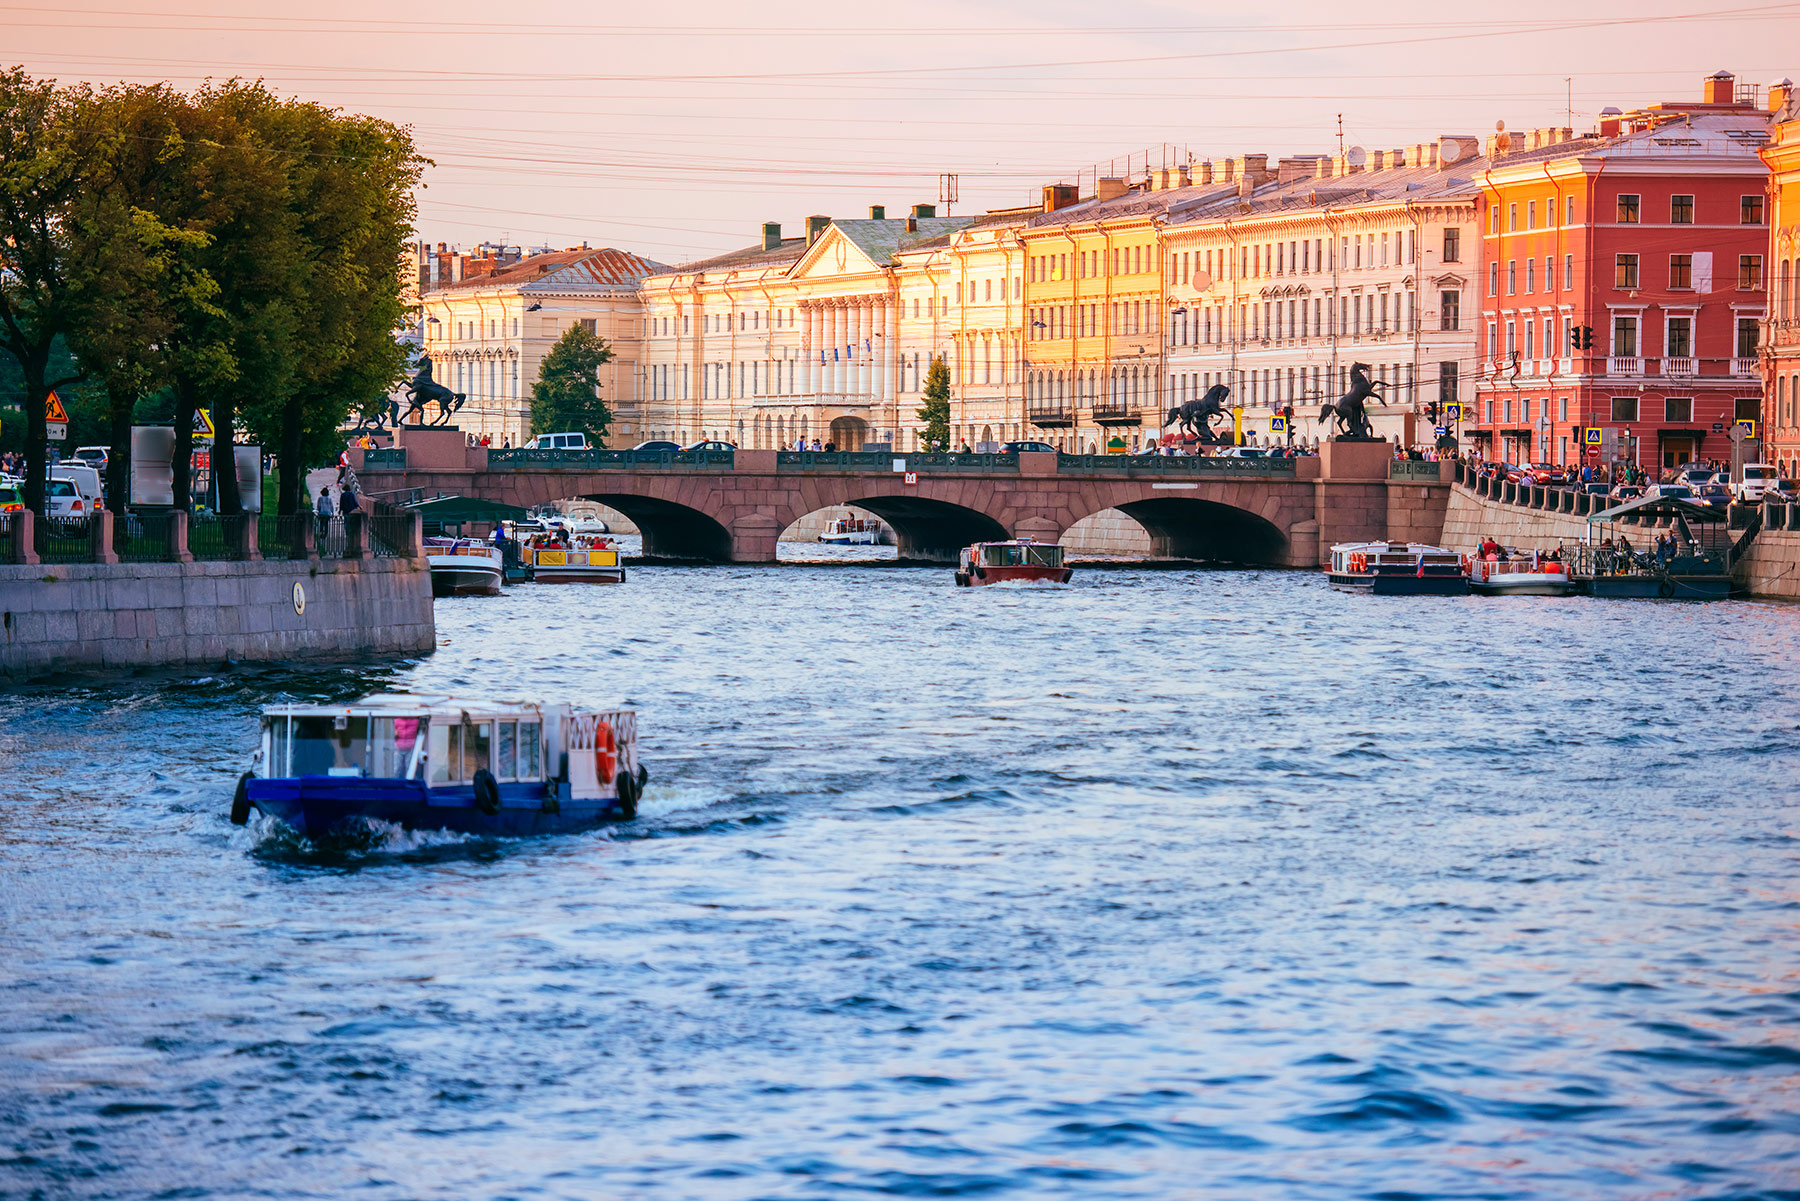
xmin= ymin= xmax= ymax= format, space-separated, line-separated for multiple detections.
xmin=402 ymin=494 xmax=527 ymax=525
xmin=1468 ymin=429 xmax=1494 ymax=440
xmin=1499 ymin=428 xmax=1535 ymax=437
xmin=1587 ymin=493 xmax=1725 ymax=524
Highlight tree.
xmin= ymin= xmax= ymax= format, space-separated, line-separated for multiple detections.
xmin=0 ymin=69 xmax=115 ymax=516
xmin=530 ymin=325 xmax=614 ymax=445
xmin=916 ymin=355 xmax=951 ymax=451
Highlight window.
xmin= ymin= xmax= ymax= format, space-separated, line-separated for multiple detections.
xmin=1442 ymin=227 xmax=1460 ymax=262
xmin=1740 ymin=255 xmax=1764 ymax=290
xmin=1738 ymin=397 xmax=1762 ymax=422
xmin=1440 ymin=289 xmax=1460 ymax=331
xmin=1613 ymin=316 xmax=1639 ymax=357
xmin=1559 ymin=397 xmax=1569 ymax=421
xmin=1508 ymin=202 xmax=1518 ymax=231
xmin=1665 ymin=397 xmax=1693 ymax=423
xmin=1528 ymin=201 xmax=1537 ymax=230
xmin=1739 ymin=317 xmax=1760 ymax=358
xmin=1617 ymin=194 xmax=1640 ymax=223
xmin=1611 ymin=396 xmax=1639 ymax=422
xmin=1670 ymin=254 xmax=1692 ymax=289
xmin=1489 ymin=262 xmax=1499 ymax=296
xmin=1439 ymin=361 xmax=1458 ymax=404
xmin=1670 ymin=194 xmax=1694 ymax=224
xmin=1743 ymin=195 xmax=1766 ymax=224
xmin=1564 ymin=254 xmax=1574 ymax=290
xmin=1526 ymin=259 xmax=1536 ymax=293
xmin=1507 ymin=260 xmax=1517 ymax=294
xmin=1667 ymin=316 xmax=1692 ymax=358
xmin=1615 ymin=254 xmax=1639 ymax=289
xmin=1488 ymin=207 xmax=1498 ymax=234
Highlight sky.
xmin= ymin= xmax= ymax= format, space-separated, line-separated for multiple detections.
xmin=7 ymin=0 xmax=1800 ymax=265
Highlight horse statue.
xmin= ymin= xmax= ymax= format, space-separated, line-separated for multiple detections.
xmin=1165 ymin=383 xmax=1232 ymax=444
xmin=1315 ymin=362 xmax=1388 ymax=440
xmin=402 ymin=355 xmax=465 ymax=427
xmin=347 ymin=397 xmax=402 ymax=440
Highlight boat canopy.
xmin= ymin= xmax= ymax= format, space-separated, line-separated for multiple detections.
xmin=405 ymin=494 xmax=528 ymax=531
xmin=973 ymin=542 xmax=1064 ymax=567
xmin=1586 ymin=494 xmax=1724 ymax=524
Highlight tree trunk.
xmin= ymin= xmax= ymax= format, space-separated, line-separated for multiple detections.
xmin=22 ymin=342 xmax=50 ymax=518
xmin=278 ymin=392 xmax=304 ymax=515
xmin=172 ymin=375 xmax=195 ymax=513
xmin=107 ymin=391 xmax=132 ymax=548
xmin=214 ymin=398 xmax=242 ymax=515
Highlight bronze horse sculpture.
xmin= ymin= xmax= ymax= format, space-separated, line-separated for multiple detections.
xmin=402 ymin=355 xmax=465 ymax=427
xmin=1316 ymin=362 xmax=1388 ymax=440
xmin=1165 ymin=383 xmax=1232 ymax=443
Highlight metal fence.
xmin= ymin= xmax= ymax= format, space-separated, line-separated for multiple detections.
xmin=35 ymin=516 xmax=96 ymax=564
xmin=0 ymin=512 xmax=17 ymax=564
xmin=367 ymin=502 xmax=417 ymax=558
xmin=258 ymin=513 xmax=314 ymax=561
xmin=315 ymin=516 xmax=348 ymax=559
xmin=1055 ymin=453 xmax=1299 ymax=475
xmin=775 ymin=450 xmax=900 ymax=471
xmin=486 ymin=448 xmax=736 ymax=470
xmin=117 ymin=511 xmax=179 ymax=562
xmin=362 ymin=447 xmax=406 ymax=468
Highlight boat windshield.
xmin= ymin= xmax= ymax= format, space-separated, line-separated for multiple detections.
xmin=980 ymin=543 xmax=1063 ymax=567
xmin=279 ymin=714 xmax=430 ymax=779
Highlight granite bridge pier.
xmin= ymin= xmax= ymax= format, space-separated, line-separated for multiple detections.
xmin=354 ymin=430 xmax=1454 ymax=566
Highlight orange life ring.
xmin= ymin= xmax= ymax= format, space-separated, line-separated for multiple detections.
xmin=594 ymin=720 xmax=617 ymax=783
xmin=1460 ymin=554 xmax=1471 ymax=573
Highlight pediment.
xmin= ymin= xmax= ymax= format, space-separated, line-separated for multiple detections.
xmin=789 ymin=226 xmax=884 ymax=282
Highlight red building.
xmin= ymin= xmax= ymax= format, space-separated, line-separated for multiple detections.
xmin=1471 ymin=71 xmax=1774 ymax=474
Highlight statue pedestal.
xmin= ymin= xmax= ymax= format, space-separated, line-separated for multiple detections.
xmin=1320 ymin=439 xmax=1392 ymax=481
xmin=395 ymin=425 xmax=478 ymax=471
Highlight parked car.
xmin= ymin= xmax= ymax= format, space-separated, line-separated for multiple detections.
xmin=0 ymin=484 xmax=21 ymax=513
xmin=1676 ymin=466 xmax=1718 ymax=489
xmin=1608 ymin=484 xmax=1646 ymax=502
xmin=1214 ymin=446 xmax=1270 ymax=458
xmin=70 ymin=446 xmax=108 ymax=470
xmin=1580 ymin=482 xmax=1613 ymax=498
xmin=1001 ymin=441 xmax=1059 ymax=454
xmin=630 ymin=440 xmax=681 ymax=453
xmin=54 ymin=463 xmax=104 ymax=509
xmin=523 ymin=432 xmax=591 ymax=451
xmin=680 ymin=440 xmax=736 ymax=452
xmin=1736 ymin=464 xmax=1781 ymax=502
xmin=46 ymin=477 xmax=89 ymax=519
xmin=1696 ymin=483 xmax=1733 ymax=509
xmin=1641 ymin=483 xmax=1696 ymax=503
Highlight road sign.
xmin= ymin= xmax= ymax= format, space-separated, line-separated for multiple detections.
xmin=194 ymin=409 xmax=215 ymax=440
xmin=1269 ymin=416 xmax=1287 ymax=434
xmin=45 ymin=391 xmax=68 ymax=423
xmin=903 ymin=472 xmax=918 ymax=486
xmin=1434 ymin=426 xmax=1450 ymax=439
xmin=1711 ymin=422 xmax=1726 ymax=433
xmin=1736 ymin=419 xmax=1757 ymax=439
xmin=1584 ymin=427 xmax=1602 ymax=446
xmin=47 ymin=422 xmax=67 ymax=441
xmin=1444 ymin=403 xmax=1463 ymax=421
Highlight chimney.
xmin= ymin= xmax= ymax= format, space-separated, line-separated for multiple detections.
xmin=1437 ymin=135 xmax=1477 ymax=168
xmin=1316 ymin=158 xmax=1335 ymax=179
xmin=1598 ymin=106 xmax=1623 ymax=138
xmin=1704 ymin=69 xmax=1735 ymax=104
xmin=1371 ymin=149 xmax=1388 ymax=171
xmin=1772 ymin=78 xmax=1795 ymax=116
xmin=1235 ymin=154 xmax=1268 ymax=181
xmin=1277 ymin=157 xmax=1317 ymax=185
xmin=1175 ymin=164 xmax=1191 ymax=188
xmin=1095 ymin=176 xmax=1128 ymax=202
xmin=1042 ymin=184 xmax=1078 ymax=212
xmin=905 ymin=216 xmax=917 ymax=233
xmin=806 ymin=215 xmax=830 ymax=246
xmin=1214 ymin=159 xmax=1235 ymax=183
xmin=762 ymin=222 xmax=782 ymax=251
xmin=869 ymin=205 xmax=885 ymax=220
xmin=1196 ymin=161 xmax=1214 ymax=184
xmin=1237 ymin=176 xmax=1253 ymax=201
xmin=911 ymin=203 xmax=936 ymax=219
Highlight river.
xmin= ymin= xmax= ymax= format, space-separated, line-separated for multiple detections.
xmin=3 ymin=558 xmax=1799 ymax=1199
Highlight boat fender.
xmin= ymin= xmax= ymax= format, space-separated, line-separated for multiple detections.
xmin=614 ymin=769 xmax=640 ymax=820
xmin=229 ymin=771 xmax=253 ymax=826
xmin=636 ymin=763 xmax=649 ymax=790
xmin=473 ymin=768 xmax=502 ymax=815
xmin=1658 ymin=578 xmax=1675 ymax=599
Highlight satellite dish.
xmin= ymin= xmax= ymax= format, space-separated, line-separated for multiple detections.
xmin=1495 ymin=120 xmax=1506 ymax=132
xmin=1346 ymin=146 xmax=1366 ymax=168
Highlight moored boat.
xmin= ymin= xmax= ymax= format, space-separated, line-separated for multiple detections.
xmin=524 ymin=536 xmax=625 ymax=584
xmin=819 ymin=515 xmax=882 ymax=545
xmin=1328 ymin=541 xmax=1468 ymax=595
xmin=229 ymin=695 xmax=648 ymax=837
xmin=1467 ymin=553 xmax=1575 ymax=596
xmin=955 ymin=539 xmax=1073 ymax=586
xmin=425 ymin=537 xmax=504 ymax=596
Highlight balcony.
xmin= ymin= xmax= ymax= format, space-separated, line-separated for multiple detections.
xmin=1027 ymin=405 xmax=1074 ymax=429
xmin=1663 ymin=356 xmax=1696 ymax=377
xmin=1607 ymin=356 xmax=1642 ymax=375
xmin=1733 ymin=356 xmax=1759 ymax=377
xmin=1091 ymin=405 xmax=1143 ymax=427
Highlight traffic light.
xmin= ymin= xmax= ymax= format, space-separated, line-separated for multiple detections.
xmin=1425 ymin=401 xmax=1440 ymax=423
xmin=1569 ymin=325 xmax=1581 ymax=351
xmin=1281 ymin=405 xmax=1294 ymax=420
xmin=1578 ymin=325 xmax=1595 ymax=349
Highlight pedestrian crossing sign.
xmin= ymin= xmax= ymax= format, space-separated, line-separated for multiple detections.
xmin=44 ymin=391 xmax=68 ymax=422
xmin=1444 ymin=403 xmax=1462 ymax=421
xmin=1269 ymin=416 xmax=1287 ymax=433
xmin=1736 ymin=419 xmax=1757 ymax=438
xmin=1584 ymin=427 xmax=1603 ymax=446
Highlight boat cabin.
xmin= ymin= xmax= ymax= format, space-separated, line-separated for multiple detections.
xmin=959 ymin=541 xmax=1066 ymax=571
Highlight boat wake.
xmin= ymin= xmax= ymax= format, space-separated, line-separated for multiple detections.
xmin=241 ymin=812 xmax=494 ymax=865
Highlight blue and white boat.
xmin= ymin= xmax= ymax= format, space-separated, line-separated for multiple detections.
xmin=230 ymin=695 xmax=647 ymax=837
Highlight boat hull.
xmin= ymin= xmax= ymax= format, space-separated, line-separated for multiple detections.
xmin=955 ymin=565 xmax=1074 ymax=587
xmin=246 ymin=776 xmax=630 ymax=838
xmin=1584 ymin=575 xmax=1732 ymax=600
xmin=429 ymin=563 xmax=502 ymax=597
xmin=820 ymin=532 xmax=878 ymax=545
xmin=1329 ymin=571 xmax=1470 ymax=596
xmin=1470 ymin=578 xmax=1575 ymax=596
xmin=531 ymin=567 xmax=626 ymax=584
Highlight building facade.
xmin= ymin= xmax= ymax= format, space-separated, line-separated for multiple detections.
xmin=1762 ymin=82 xmax=1800 ymax=475
xmin=1471 ymin=72 xmax=1774 ymax=473
xmin=415 ymin=247 xmax=668 ymax=446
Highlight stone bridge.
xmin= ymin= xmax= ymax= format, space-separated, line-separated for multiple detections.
xmin=353 ymin=429 xmax=1452 ymax=565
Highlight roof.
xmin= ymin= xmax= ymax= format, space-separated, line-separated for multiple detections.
xmin=670 ymin=237 xmax=810 ymax=275
xmin=1587 ymin=493 xmax=1725 ymax=523
xmin=261 ymin=695 xmax=573 ymax=718
xmin=820 ymin=217 xmax=976 ymax=266
xmin=1489 ymin=112 xmax=1770 ymax=175
xmin=405 ymin=494 xmax=527 ymax=524
xmin=440 ymin=247 xmax=671 ymax=293
xmin=1158 ymin=164 xmax=1486 ymax=231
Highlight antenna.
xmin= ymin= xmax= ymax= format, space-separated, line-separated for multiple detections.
xmin=1565 ymin=77 xmax=1573 ymax=127
xmin=1336 ymin=113 xmax=1345 ymax=157
xmin=938 ymin=173 xmax=959 ymax=213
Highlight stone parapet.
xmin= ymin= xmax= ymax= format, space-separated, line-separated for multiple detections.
xmin=0 ymin=556 xmax=435 ymax=678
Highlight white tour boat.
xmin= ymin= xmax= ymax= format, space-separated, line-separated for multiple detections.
xmin=1327 ymin=541 xmax=1469 ymax=595
xmin=819 ymin=515 xmax=883 ymax=545
xmin=1467 ymin=552 xmax=1575 ymax=596
xmin=425 ymin=536 xmax=504 ymax=597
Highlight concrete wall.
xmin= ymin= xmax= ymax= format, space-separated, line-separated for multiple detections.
xmin=0 ymin=557 xmax=435 ymax=678
xmin=1733 ymin=530 xmax=1800 ymax=600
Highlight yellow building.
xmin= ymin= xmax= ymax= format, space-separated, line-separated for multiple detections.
xmin=416 ymin=247 xmax=667 ymax=446
xmin=1763 ymin=82 xmax=1800 ymax=475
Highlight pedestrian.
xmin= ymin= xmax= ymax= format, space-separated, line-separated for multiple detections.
xmin=315 ymin=485 xmax=335 ymax=533
xmin=341 ymin=484 xmax=361 ymax=514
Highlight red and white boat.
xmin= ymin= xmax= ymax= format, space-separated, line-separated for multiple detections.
xmin=1466 ymin=551 xmax=1575 ymax=596
xmin=954 ymin=539 xmax=1073 ymax=587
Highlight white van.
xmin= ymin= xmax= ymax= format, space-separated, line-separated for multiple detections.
xmin=523 ymin=432 xmax=591 ymax=451
xmin=46 ymin=478 xmax=91 ymax=520
xmin=53 ymin=464 xmax=104 ymax=510
xmin=1736 ymin=464 xmax=1780 ymax=502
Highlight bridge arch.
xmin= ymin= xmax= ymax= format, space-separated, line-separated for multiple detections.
xmin=1065 ymin=493 xmax=1292 ymax=566
xmin=802 ymin=491 xmax=1008 ymax=562
xmin=577 ymin=492 xmax=732 ymax=561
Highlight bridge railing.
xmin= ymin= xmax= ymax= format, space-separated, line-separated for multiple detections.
xmin=363 ymin=447 xmax=406 ymax=468
xmin=776 ymin=450 xmax=899 ymax=471
xmin=1055 ymin=453 xmax=1299 ymax=475
xmin=1387 ymin=460 xmax=1444 ymax=482
xmin=485 ymin=448 xmax=736 ymax=470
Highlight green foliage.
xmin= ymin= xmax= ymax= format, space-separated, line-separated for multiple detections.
xmin=916 ymin=356 xmax=951 ymax=452
xmin=530 ymin=326 xmax=615 ymax=445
